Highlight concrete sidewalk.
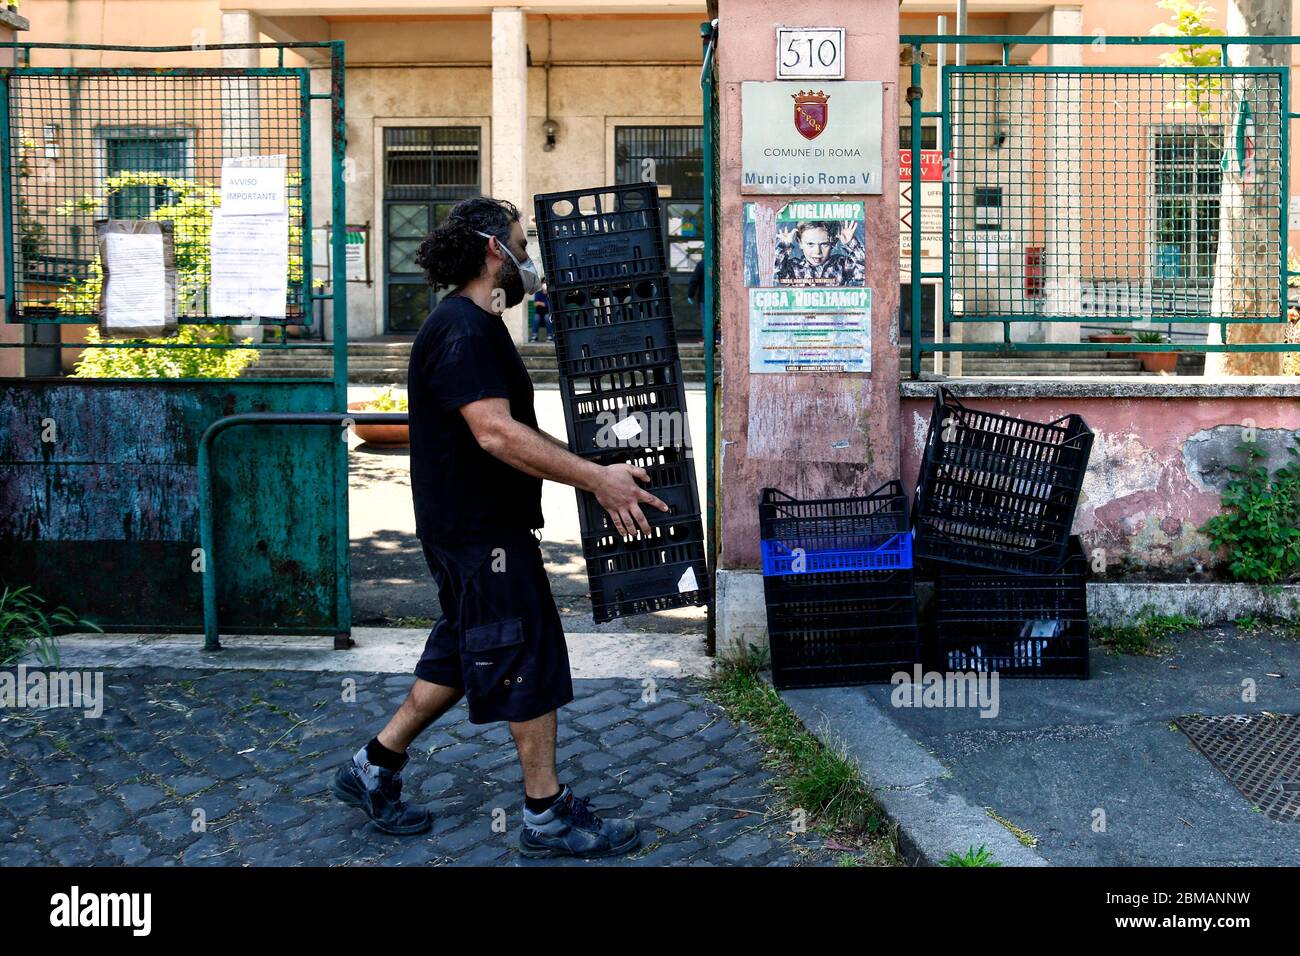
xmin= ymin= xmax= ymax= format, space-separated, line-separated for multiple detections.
xmin=782 ymin=625 xmax=1300 ymax=866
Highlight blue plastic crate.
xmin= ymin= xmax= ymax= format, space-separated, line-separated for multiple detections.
xmin=759 ymin=483 xmax=913 ymax=577
xmin=761 ymin=531 xmax=912 ymax=576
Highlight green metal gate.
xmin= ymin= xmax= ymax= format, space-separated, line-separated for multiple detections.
xmin=0 ymin=42 xmax=350 ymax=639
xmin=904 ymin=34 xmax=1299 ymax=377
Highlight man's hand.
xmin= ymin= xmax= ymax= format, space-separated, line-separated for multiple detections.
xmin=593 ymin=463 xmax=669 ymax=536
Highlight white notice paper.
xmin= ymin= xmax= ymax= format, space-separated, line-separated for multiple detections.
xmin=220 ymin=156 xmax=287 ymax=216
xmin=102 ymin=232 xmax=167 ymax=332
xmin=611 ymin=416 xmax=644 ymax=441
xmin=209 ymin=209 xmax=289 ymax=319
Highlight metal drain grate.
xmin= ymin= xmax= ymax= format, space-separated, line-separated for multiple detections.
xmin=1176 ymin=713 xmax=1300 ymax=822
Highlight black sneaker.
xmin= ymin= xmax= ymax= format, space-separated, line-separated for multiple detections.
xmin=518 ymin=786 xmax=639 ymax=859
xmin=331 ymin=748 xmax=432 ymax=836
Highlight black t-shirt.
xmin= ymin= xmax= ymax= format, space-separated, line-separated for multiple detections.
xmin=408 ymin=294 xmax=544 ymax=544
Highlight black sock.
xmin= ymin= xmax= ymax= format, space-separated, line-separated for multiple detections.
xmin=525 ymin=787 xmax=564 ymax=814
xmin=364 ymin=737 xmax=406 ymax=772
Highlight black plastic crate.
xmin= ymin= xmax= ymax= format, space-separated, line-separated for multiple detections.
xmin=582 ymin=516 xmax=709 ymax=623
xmin=558 ymin=345 xmax=681 ymax=383
xmin=576 ymin=447 xmax=701 ymax=538
xmin=559 ymin=352 xmax=690 ymax=457
xmin=759 ymin=482 xmax=912 ymax=576
xmin=763 ymin=567 xmax=920 ymax=689
xmin=912 ymin=386 xmax=1094 ymax=575
xmin=549 ymin=277 xmax=677 ymax=367
xmin=932 ymin=536 xmax=1089 ymax=678
xmin=534 ymin=184 xmax=668 ymax=289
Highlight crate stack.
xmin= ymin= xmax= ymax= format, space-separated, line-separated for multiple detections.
xmin=533 ymin=183 xmax=708 ymax=623
xmin=912 ymin=387 xmax=1095 ymax=678
xmin=758 ymin=483 xmax=920 ymax=689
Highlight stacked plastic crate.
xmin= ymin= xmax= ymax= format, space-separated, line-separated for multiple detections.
xmin=758 ymin=483 xmax=921 ymax=689
xmin=912 ymin=387 xmax=1095 ymax=678
xmin=533 ymin=183 xmax=708 ymax=623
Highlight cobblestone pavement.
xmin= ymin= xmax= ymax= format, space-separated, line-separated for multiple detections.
xmin=0 ymin=668 xmax=837 ymax=867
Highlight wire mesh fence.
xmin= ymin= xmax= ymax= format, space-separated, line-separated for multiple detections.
xmin=5 ymin=68 xmax=308 ymax=325
xmin=945 ymin=66 xmax=1286 ymax=325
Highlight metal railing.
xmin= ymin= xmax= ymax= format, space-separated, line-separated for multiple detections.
xmin=198 ymin=411 xmax=403 ymax=651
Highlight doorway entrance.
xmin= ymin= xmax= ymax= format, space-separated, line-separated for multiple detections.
xmin=382 ymin=126 xmax=481 ymax=333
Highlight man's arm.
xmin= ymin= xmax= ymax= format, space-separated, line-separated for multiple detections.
xmin=461 ymin=397 xmax=669 ymax=536
xmin=539 ymin=429 xmax=571 ymax=451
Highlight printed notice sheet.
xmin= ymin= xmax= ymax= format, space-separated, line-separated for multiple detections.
xmin=102 ymin=231 xmax=168 ymax=332
xmin=748 ymin=287 xmax=872 ymax=373
xmin=209 ymin=209 xmax=289 ymax=319
xmin=220 ymin=155 xmax=288 ymax=217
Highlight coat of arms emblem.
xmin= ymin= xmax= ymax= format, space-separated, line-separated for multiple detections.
xmin=792 ymin=90 xmax=829 ymax=141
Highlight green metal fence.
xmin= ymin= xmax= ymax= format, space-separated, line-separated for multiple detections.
xmin=903 ymin=34 xmax=1300 ymax=377
xmin=4 ymin=67 xmax=310 ymax=325
xmin=0 ymin=43 xmax=352 ymax=640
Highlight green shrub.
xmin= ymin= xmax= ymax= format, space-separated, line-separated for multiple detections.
xmin=1201 ymin=440 xmax=1300 ymax=583
xmin=0 ymin=585 xmax=98 ymax=666
xmin=71 ymin=324 xmax=259 ymax=379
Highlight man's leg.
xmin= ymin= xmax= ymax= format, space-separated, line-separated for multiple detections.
xmin=514 ymin=704 xmax=638 ymax=858
xmin=332 ymin=544 xmax=468 ymax=836
xmin=331 ymin=679 xmax=462 ymax=835
xmin=509 ymin=709 xmax=559 ymax=800
xmin=378 ymin=678 xmax=464 ymax=753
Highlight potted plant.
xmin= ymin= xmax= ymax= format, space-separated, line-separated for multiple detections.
xmin=348 ymin=386 xmax=409 ymax=446
xmin=1087 ymin=327 xmax=1135 ymax=344
xmin=1135 ymin=330 xmax=1177 ymax=374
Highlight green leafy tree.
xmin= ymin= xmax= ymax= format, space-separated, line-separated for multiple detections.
xmin=1150 ymin=0 xmax=1227 ymax=114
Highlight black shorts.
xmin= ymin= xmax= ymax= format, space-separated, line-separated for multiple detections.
xmin=413 ymin=530 xmax=573 ymax=724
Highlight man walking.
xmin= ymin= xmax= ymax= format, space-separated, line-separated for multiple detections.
xmin=332 ymin=196 xmax=668 ymax=859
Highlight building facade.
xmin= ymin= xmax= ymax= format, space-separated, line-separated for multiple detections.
xmin=12 ymin=0 xmax=1300 ymax=348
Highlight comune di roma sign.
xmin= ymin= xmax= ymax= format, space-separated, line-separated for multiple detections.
xmin=741 ymin=80 xmax=882 ymax=195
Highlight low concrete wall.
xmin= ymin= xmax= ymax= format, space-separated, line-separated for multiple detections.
xmin=901 ymin=378 xmax=1300 ymax=573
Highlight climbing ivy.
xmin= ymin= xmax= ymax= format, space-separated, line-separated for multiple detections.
xmin=1201 ymin=439 xmax=1300 ymax=583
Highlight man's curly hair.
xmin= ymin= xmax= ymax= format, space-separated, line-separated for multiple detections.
xmin=414 ymin=196 xmax=521 ymax=291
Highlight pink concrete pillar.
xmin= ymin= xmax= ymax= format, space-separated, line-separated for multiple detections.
xmin=716 ymin=0 xmax=901 ymax=572
xmin=0 ymin=8 xmax=29 ymax=378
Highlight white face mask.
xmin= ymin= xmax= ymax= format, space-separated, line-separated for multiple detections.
xmin=477 ymin=230 xmax=542 ymax=295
